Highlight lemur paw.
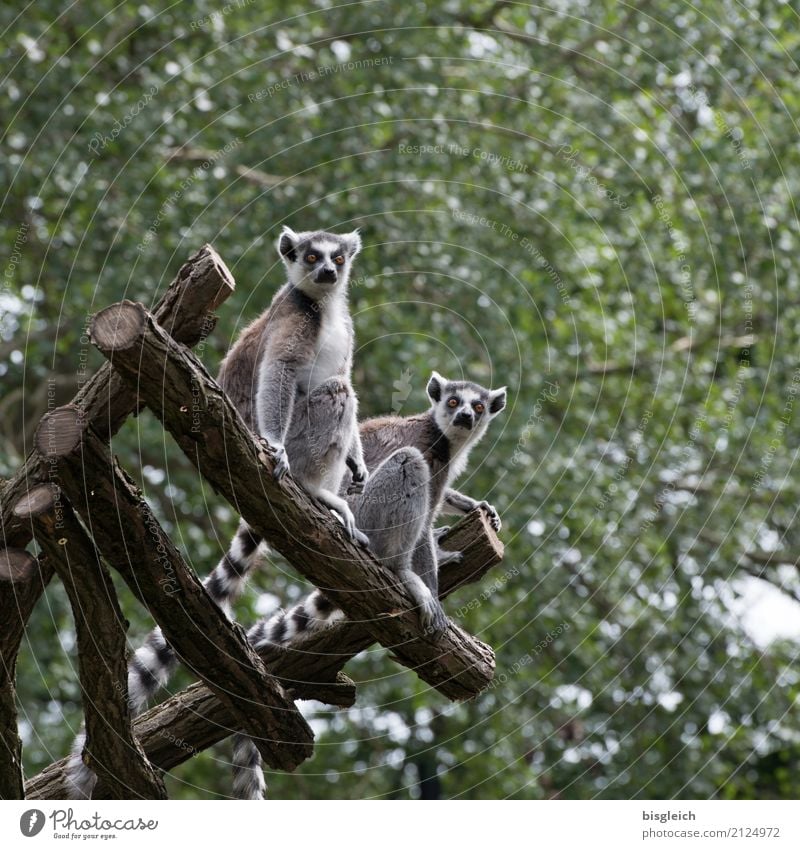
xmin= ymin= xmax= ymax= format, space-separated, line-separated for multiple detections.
xmin=352 ymin=527 xmax=370 ymax=547
xmin=333 ymin=507 xmax=370 ymax=547
xmin=436 ymin=548 xmax=464 ymax=566
xmin=479 ymin=501 xmax=502 ymax=532
xmin=420 ymin=597 xmax=448 ymax=635
xmin=347 ymin=464 xmax=369 ymax=495
xmin=271 ymin=443 xmax=290 ymax=481
xmin=432 ymin=525 xmax=451 ymax=543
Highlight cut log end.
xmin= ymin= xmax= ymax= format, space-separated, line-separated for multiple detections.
xmin=0 ymin=547 xmax=38 ymax=582
xmin=90 ymin=301 xmax=148 ymax=354
xmin=34 ymin=406 xmax=86 ymax=459
xmin=12 ymin=483 xmax=60 ymax=520
xmin=199 ymin=245 xmax=236 ymax=308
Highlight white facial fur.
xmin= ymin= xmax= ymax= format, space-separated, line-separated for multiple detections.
xmin=427 ymin=371 xmax=507 ymax=449
xmin=277 ymin=226 xmax=361 ymax=299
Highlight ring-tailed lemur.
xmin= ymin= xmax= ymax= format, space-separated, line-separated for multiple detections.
xmin=66 ymin=226 xmax=369 ymax=799
xmin=232 ymin=372 xmax=507 ymax=798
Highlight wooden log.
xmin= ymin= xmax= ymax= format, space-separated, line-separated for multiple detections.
xmin=0 ymin=548 xmax=37 ymax=583
xmin=0 ymin=543 xmax=53 ymax=798
xmin=34 ymin=406 xmax=314 ymax=773
xmin=26 ymin=511 xmax=503 ymax=799
xmin=0 ymin=246 xmax=236 ymax=798
xmin=89 ymin=301 xmax=496 ymax=701
xmin=22 ymin=485 xmax=166 ymax=799
xmin=0 ymin=246 xmax=233 ymax=799
xmin=1 ymin=244 xmax=235 ymax=553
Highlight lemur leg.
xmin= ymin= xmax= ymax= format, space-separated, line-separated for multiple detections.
xmin=431 ymin=525 xmax=463 ymax=566
xmin=352 ymin=447 xmax=429 ymax=567
xmin=442 ymin=487 xmax=502 ymax=532
xmin=285 ymin=377 xmax=367 ymax=544
xmin=411 ymin=529 xmax=448 ymax=633
xmin=345 ymin=429 xmax=369 ymax=494
xmin=433 ymin=489 xmax=501 ymax=567
xmin=352 ymin=447 xmax=446 ymax=632
xmin=312 ymin=488 xmax=369 ymax=546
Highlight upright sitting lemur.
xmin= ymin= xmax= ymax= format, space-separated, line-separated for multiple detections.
xmin=66 ymin=226 xmax=369 ymax=799
xmin=231 ymin=372 xmax=507 ymax=798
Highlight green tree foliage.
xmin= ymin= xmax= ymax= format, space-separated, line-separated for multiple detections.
xmin=2 ymin=0 xmax=799 ymax=799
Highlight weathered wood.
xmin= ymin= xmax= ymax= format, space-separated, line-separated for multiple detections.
xmin=34 ymin=405 xmax=314 ymax=773
xmin=1 ymin=244 xmax=235 ymax=552
xmin=11 ymin=485 xmax=59 ymax=521
xmin=90 ymin=301 xmax=496 ymax=701
xmin=0 ymin=548 xmax=37 ymax=582
xmin=26 ymin=511 xmax=503 ymax=799
xmin=26 ymin=485 xmax=166 ymax=799
xmin=0 ymin=246 xmax=236 ymax=798
xmin=0 ymin=550 xmax=54 ymax=799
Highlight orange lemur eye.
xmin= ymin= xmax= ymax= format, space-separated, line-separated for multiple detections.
xmin=334 ymin=255 xmax=345 ymax=265
xmin=474 ymin=402 xmax=485 ymax=414
xmin=447 ymin=397 xmax=458 ymax=408
xmin=306 ymin=254 xmax=317 ymax=263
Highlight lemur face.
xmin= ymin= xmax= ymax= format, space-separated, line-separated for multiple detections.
xmin=277 ymin=226 xmax=361 ymax=298
xmin=426 ymin=371 xmax=507 ymax=442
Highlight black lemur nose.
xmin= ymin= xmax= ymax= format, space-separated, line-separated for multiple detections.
xmin=317 ymin=267 xmax=337 ymax=283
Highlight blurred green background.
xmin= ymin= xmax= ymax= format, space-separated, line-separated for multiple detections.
xmin=2 ymin=0 xmax=799 ymax=799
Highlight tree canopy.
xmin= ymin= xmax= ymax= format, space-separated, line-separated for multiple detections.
xmin=2 ymin=0 xmax=799 ymax=799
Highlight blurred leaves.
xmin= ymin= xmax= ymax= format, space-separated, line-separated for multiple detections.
xmin=2 ymin=0 xmax=799 ymax=799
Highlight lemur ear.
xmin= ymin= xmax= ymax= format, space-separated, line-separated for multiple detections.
xmin=277 ymin=226 xmax=299 ymax=263
xmin=342 ymin=229 xmax=361 ymax=258
xmin=488 ymin=387 xmax=507 ymax=415
xmin=427 ymin=371 xmax=445 ymax=403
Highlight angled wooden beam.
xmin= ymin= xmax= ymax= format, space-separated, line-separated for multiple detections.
xmin=0 ymin=245 xmax=234 ymax=798
xmin=1 ymin=244 xmax=235 ymax=552
xmin=0 ymin=482 xmax=56 ymax=799
xmin=34 ymin=406 xmax=314 ymax=773
xmin=20 ymin=484 xmax=166 ymax=799
xmin=26 ymin=510 xmax=503 ymax=799
xmin=0 ymin=548 xmax=37 ymax=583
xmin=89 ymin=301 xmax=496 ymax=701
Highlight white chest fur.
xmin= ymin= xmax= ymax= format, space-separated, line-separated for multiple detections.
xmin=298 ymin=294 xmax=351 ymax=392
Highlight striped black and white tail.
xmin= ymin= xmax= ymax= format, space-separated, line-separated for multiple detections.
xmin=65 ymin=521 xmax=266 ymax=799
xmin=230 ymin=589 xmax=346 ymax=800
